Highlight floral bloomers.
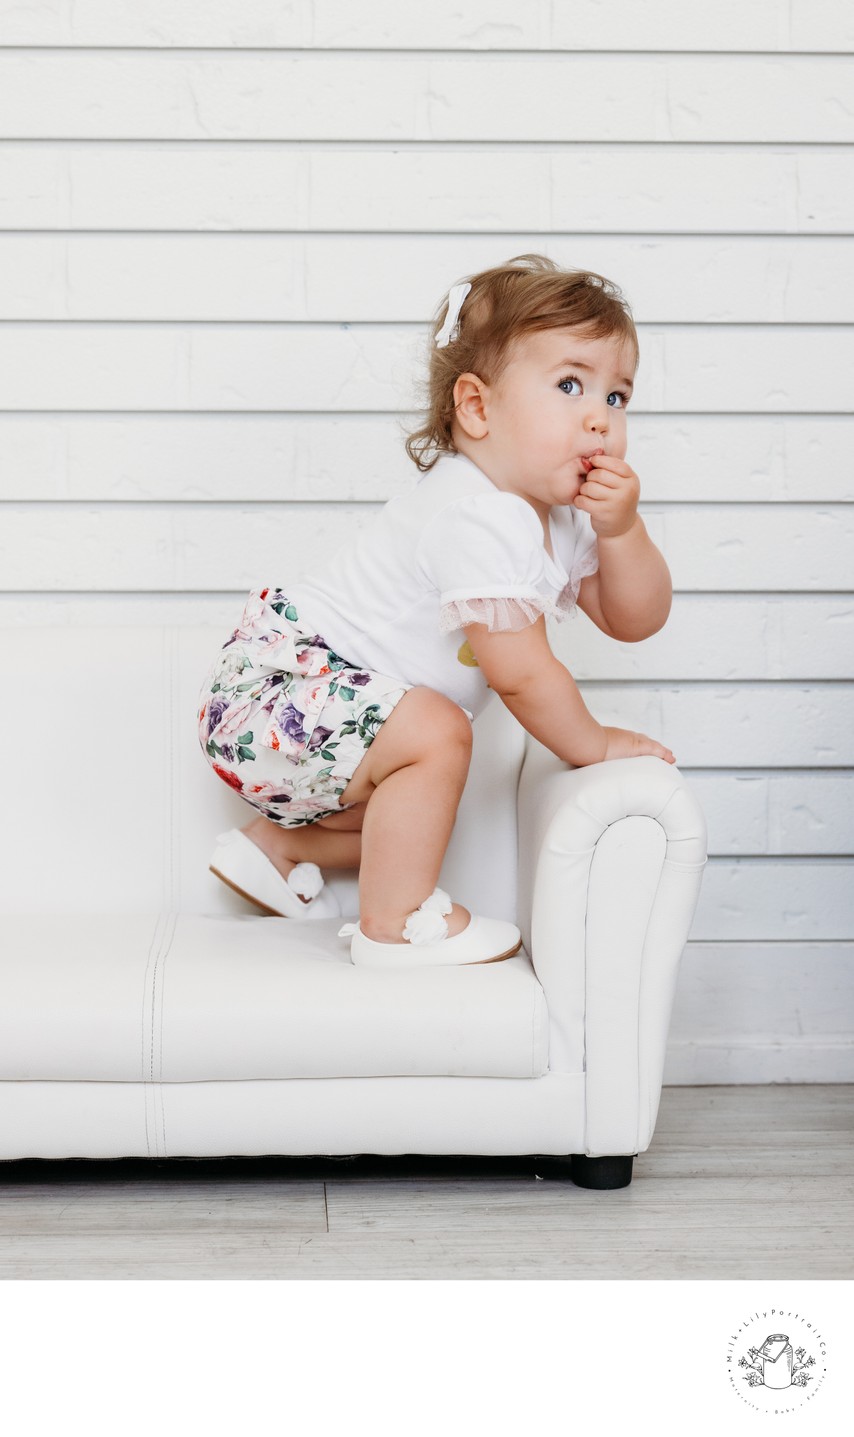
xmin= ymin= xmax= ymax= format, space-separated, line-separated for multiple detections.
xmin=197 ymin=588 xmax=412 ymax=827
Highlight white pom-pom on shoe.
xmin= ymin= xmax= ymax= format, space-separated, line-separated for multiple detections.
xmin=402 ymin=908 xmax=449 ymax=945
xmin=287 ymin=861 xmax=325 ymax=901
xmin=338 ymin=888 xmax=456 ymax=946
xmin=418 ymin=887 xmax=453 ymax=916
xmin=401 ymin=886 xmax=454 ymax=945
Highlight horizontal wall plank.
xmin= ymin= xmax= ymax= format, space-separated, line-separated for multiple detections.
xmin=671 ymin=943 xmax=854 ymax=1037
xmin=651 ymin=507 xmax=853 ymax=590
xmin=663 ymin=1038 xmax=854 ymax=1084
xmin=3 ymin=233 xmax=853 ymax=323
xmin=0 ymin=54 xmax=852 ymax=142
xmin=1 ymin=1 xmax=851 ymax=52
xmin=0 ymin=323 xmax=851 ymax=413
xmin=1 ymin=142 xmax=850 ymax=233
xmin=691 ymin=862 xmax=853 ymax=940
xmin=583 ymin=687 xmax=854 ymax=769
xmin=675 ymin=774 xmax=854 ymax=855
xmin=1 ymin=413 xmax=851 ymax=504
xmin=2 ymin=503 xmax=850 ymax=593
xmin=561 ymin=598 xmax=854 ymax=682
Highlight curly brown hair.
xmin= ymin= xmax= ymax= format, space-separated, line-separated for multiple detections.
xmin=401 ymin=253 xmax=639 ymax=474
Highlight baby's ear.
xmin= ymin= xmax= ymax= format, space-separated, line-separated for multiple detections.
xmin=451 ymin=373 xmax=490 ymax=437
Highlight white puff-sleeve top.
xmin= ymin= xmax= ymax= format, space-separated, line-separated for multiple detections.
xmin=284 ymin=449 xmax=599 ymax=722
xmin=418 ymin=484 xmax=600 ymax=636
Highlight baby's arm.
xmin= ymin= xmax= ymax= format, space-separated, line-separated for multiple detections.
xmin=463 ymin=617 xmax=675 ymax=766
xmin=574 ymin=452 xmax=672 ymax=641
xmin=586 ymin=519 xmax=672 ymax=641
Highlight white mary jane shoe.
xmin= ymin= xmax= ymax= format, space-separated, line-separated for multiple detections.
xmin=209 ymin=829 xmax=341 ymax=920
xmin=339 ymin=887 xmax=522 ymax=968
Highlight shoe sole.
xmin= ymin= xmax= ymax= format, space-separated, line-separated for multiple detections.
xmin=353 ymin=935 xmax=524 ymax=966
xmin=209 ymin=862 xmax=313 ymax=918
xmin=462 ymin=937 xmax=523 ymax=964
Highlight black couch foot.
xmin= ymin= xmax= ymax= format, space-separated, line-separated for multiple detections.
xmin=570 ymin=1154 xmax=635 ymax=1189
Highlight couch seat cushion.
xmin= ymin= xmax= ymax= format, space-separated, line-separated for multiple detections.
xmin=1 ymin=913 xmax=549 ymax=1081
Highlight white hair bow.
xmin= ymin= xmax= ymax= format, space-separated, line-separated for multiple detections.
xmin=435 ymin=281 xmax=472 ymax=348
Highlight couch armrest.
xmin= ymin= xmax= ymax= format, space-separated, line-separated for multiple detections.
xmin=516 ymin=739 xmax=707 ymax=1156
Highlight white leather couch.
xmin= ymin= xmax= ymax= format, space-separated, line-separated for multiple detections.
xmin=1 ymin=625 xmax=707 ymax=1189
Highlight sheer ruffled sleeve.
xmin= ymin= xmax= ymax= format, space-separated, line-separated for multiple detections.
xmin=436 ymin=594 xmax=554 ymax=633
xmin=416 ymin=490 xmax=555 ymax=635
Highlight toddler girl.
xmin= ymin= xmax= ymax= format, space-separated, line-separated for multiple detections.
xmin=197 ymin=254 xmax=676 ymax=969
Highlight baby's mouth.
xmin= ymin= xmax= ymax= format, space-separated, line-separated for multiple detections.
xmin=579 ymin=448 xmax=605 ymax=475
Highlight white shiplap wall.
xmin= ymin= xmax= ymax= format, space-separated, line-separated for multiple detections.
xmin=1 ymin=1 xmax=852 ymax=1082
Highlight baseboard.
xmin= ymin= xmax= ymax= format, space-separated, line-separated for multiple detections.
xmin=663 ymin=1037 xmax=854 ymax=1084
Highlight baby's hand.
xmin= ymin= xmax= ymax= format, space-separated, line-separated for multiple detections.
xmin=602 ymin=725 xmax=676 ymax=764
xmin=574 ymin=451 xmax=641 ymax=539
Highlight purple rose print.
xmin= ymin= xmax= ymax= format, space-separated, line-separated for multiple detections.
xmin=347 ymin=672 xmax=372 ymax=687
xmin=207 ymin=696 xmax=229 ymax=737
xmin=276 ymin=701 xmax=309 ymax=745
xmin=307 ymin=724 xmax=334 ymax=752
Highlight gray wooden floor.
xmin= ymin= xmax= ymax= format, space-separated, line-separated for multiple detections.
xmin=1 ymin=1085 xmax=851 ymax=1279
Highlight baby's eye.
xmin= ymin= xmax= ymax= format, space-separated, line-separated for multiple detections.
xmin=557 ymin=373 xmax=630 ymax=408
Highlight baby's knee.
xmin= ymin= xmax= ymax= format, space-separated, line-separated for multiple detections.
xmin=447 ymin=700 xmax=474 ymax=751
xmin=414 ymin=687 xmax=472 ymax=753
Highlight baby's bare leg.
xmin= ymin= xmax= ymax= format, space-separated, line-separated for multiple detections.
xmin=338 ymin=688 xmax=473 ymax=943
xmin=243 ymin=800 xmax=365 ymax=862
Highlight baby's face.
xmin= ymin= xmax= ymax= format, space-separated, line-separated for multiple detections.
xmin=480 ymin=327 xmax=636 ymax=507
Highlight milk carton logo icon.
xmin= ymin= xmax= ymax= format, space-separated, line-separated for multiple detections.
xmin=725 ymin=1308 xmax=828 ymax=1412
xmin=751 ymin=1334 xmax=794 ymax=1389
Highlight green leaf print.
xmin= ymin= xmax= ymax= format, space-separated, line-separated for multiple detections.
xmin=235 ymin=679 xmax=259 ymax=693
xmin=236 ymin=745 xmax=256 ymax=762
xmin=357 ymin=704 xmax=384 ymax=743
xmin=337 ymin=686 xmax=355 ymax=702
xmin=237 ymin=730 xmax=253 ymax=744
xmin=284 ymin=604 xmax=299 ymax=621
